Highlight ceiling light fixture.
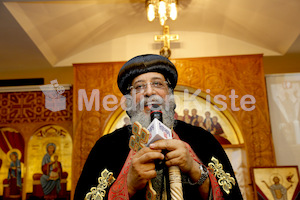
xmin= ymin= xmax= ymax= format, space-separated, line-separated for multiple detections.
xmin=146 ymin=0 xmax=178 ymax=26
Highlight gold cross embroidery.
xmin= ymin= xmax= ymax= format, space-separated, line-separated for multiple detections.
xmin=85 ymin=169 xmax=116 ymax=200
xmin=208 ymin=157 xmax=236 ymax=194
xmin=129 ymin=121 xmax=150 ymax=151
xmin=129 ymin=122 xmax=155 ymax=200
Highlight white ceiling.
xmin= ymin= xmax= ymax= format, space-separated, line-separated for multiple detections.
xmin=1 ymin=0 xmax=300 ymax=72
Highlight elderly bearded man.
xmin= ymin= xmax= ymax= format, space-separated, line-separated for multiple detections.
xmin=74 ymin=54 xmax=243 ymax=200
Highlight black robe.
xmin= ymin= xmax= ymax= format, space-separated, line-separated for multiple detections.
xmin=74 ymin=120 xmax=243 ymax=200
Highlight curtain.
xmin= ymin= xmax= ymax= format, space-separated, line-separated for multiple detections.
xmin=0 ymin=129 xmax=25 ymax=163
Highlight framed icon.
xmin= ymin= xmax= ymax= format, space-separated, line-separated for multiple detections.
xmin=252 ymin=166 xmax=300 ymax=200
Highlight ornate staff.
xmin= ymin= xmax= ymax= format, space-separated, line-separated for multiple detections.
xmin=168 ymin=166 xmax=183 ymax=200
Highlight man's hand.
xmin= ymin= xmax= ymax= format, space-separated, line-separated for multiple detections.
xmin=150 ymin=139 xmax=210 ymax=199
xmin=127 ymin=147 xmax=164 ymax=197
xmin=149 ymin=139 xmax=197 ymax=175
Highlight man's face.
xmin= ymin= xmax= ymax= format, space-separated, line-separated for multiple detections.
xmin=127 ymin=72 xmax=175 ymax=129
xmin=131 ymin=72 xmax=169 ymax=113
xmin=212 ymin=117 xmax=217 ymax=123
xmin=205 ymin=112 xmax=210 ymax=118
xmin=184 ymin=109 xmax=189 ymax=115
xmin=192 ymin=109 xmax=197 ymax=116
xmin=198 ymin=116 xmax=204 ymax=122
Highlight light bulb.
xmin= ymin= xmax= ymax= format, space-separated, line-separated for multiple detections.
xmin=158 ymin=1 xmax=167 ymax=17
xmin=159 ymin=1 xmax=167 ymax=25
xmin=147 ymin=4 xmax=155 ymax=21
xmin=169 ymin=2 xmax=177 ymax=20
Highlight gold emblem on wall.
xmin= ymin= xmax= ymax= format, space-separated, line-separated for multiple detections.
xmin=155 ymin=25 xmax=179 ymax=58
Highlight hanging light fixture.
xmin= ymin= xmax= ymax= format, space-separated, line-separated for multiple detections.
xmin=146 ymin=0 xmax=178 ymax=26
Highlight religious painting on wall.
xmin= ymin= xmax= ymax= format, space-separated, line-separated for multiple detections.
xmin=252 ymin=166 xmax=300 ymax=200
xmin=26 ymin=125 xmax=72 ymax=199
xmin=0 ymin=127 xmax=24 ymax=200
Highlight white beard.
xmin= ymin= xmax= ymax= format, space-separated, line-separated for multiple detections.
xmin=126 ymin=89 xmax=176 ymax=129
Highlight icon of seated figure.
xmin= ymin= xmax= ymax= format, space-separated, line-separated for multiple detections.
xmin=40 ymin=143 xmax=62 ymax=198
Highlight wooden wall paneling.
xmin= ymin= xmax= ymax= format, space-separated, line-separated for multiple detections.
xmin=72 ymin=62 xmax=124 ymax=198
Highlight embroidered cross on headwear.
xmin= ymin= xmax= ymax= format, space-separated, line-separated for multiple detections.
xmin=129 ymin=121 xmax=150 ymax=152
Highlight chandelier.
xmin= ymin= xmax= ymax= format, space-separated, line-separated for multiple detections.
xmin=146 ymin=0 xmax=178 ymax=26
